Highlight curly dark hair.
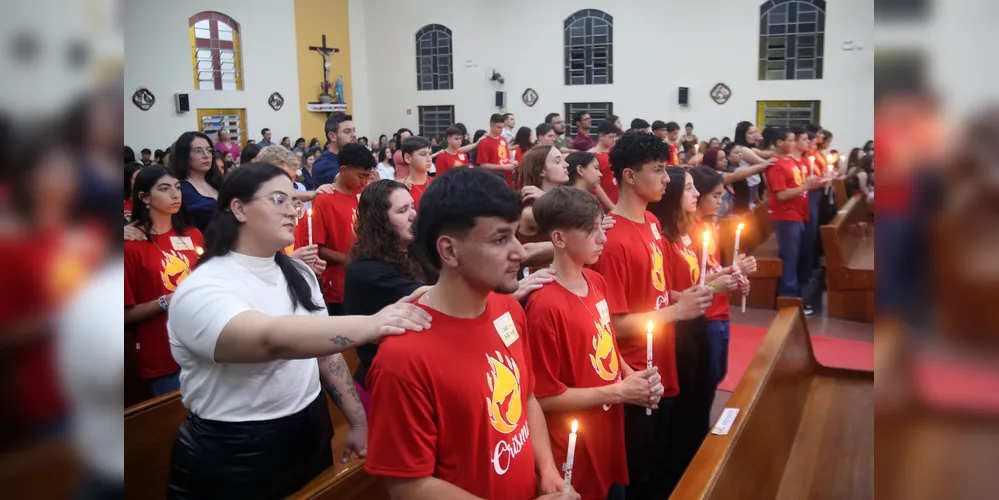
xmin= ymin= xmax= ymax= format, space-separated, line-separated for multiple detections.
xmin=608 ymin=130 xmax=670 ymax=184
xmin=351 ymin=179 xmax=429 ymax=281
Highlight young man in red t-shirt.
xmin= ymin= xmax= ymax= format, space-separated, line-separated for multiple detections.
xmin=434 ymin=127 xmax=472 ymax=177
xmin=313 ymin=143 xmax=375 ymax=315
xmin=591 ymin=120 xmax=620 ymax=210
xmin=527 ymin=187 xmax=666 ymax=500
xmin=764 ymin=127 xmax=819 ymax=302
xmin=402 ymin=136 xmax=433 ymax=210
xmin=663 ymin=122 xmax=682 ymax=166
xmin=588 ymin=131 xmax=713 ymax=499
xmin=477 ymin=113 xmax=519 ymax=188
xmin=365 ymin=168 xmax=574 ymax=500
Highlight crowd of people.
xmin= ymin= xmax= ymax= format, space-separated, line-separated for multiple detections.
xmin=123 ymin=109 xmax=873 ymax=499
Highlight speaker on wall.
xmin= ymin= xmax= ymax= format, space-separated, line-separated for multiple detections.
xmin=175 ymin=93 xmax=190 ymax=113
xmin=678 ymin=87 xmax=689 ymax=106
xmin=495 ymin=91 xmax=506 ymax=108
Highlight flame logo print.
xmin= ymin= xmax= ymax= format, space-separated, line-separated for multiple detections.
xmin=650 ymin=242 xmax=667 ymax=292
xmin=793 ymin=166 xmax=803 ymax=186
xmin=680 ymin=246 xmax=700 ymax=286
xmin=486 ymin=350 xmax=523 ymax=434
xmin=160 ymin=251 xmax=192 ymax=292
xmin=589 ymin=320 xmax=620 ymax=381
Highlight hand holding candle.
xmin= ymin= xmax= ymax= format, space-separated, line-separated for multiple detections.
xmin=563 ymin=420 xmax=578 ymax=490
xmin=646 ymin=321 xmax=653 ymax=416
xmin=734 ymin=223 xmax=747 ymax=314
xmin=307 ymin=208 xmax=314 ymax=246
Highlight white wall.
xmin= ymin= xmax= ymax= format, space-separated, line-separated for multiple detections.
xmin=357 ymin=0 xmax=873 ymax=151
xmin=124 ymin=0 xmax=302 ymax=151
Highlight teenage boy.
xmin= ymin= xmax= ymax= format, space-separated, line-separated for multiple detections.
xmin=435 ymin=127 xmax=471 ymax=177
xmin=651 ymin=121 xmax=668 ymax=142
xmin=313 ymin=143 xmax=376 ymax=316
xmin=536 ymin=124 xmax=557 ymax=147
xmin=663 ymin=122 xmax=681 ymax=166
xmin=592 ymin=120 xmax=621 ymax=210
xmin=402 ymin=136 xmax=434 ymax=210
xmin=589 ymin=131 xmax=713 ymax=499
xmin=630 ymin=119 xmax=650 ymax=134
xmin=365 ymin=168 xmax=577 ymax=500
xmin=527 ymin=186 xmax=665 ymax=500
xmin=477 ymin=113 xmax=519 ymax=188
xmin=764 ymin=127 xmax=819 ymax=311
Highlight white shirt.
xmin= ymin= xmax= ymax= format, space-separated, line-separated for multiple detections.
xmin=168 ymin=252 xmax=323 ymax=422
xmin=501 ymin=127 xmax=515 ymax=144
xmin=376 ymin=161 xmax=396 ymax=180
xmin=59 ymin=262 xmax=124 ymax=480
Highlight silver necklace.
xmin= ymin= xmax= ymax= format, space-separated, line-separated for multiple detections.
xmin=552 ymin=270 xmax=603 ymax=327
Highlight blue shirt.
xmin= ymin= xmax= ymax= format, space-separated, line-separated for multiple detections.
xmin=312 ymin=150 xmax=340 ymax=186
xmin=180 ymin=180 xmax=218 ymax=232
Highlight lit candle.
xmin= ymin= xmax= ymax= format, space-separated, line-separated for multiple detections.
xmin=700 ymin=230 xmax=710 ymax=287
xmin=307 ymin=208 xmax=314 ymax=246
xmin=563 ymin=420 xmax=578 ymax=490
xmin=646 ymin=321 xmax=653 ymax=416
xmin=196 ymin=246 xmax=204 ymax=256
xmin=733 ymin=223 xmax=747 ymax=314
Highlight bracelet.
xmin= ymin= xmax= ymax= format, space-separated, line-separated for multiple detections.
xmin=158 ymin=295 xmax=169 ymax=311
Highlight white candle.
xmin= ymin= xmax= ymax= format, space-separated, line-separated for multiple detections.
xmin=307 ymin=208 xmax=314 ymax=246
xmin=733 ymin=223 xmax=746 ymax=314
xmin=700 ymin=231 xmax=710 ymax=287
xmin=563 ymin=420 xmax=578 ymax=489
xmin=646 ymin=321 xmax=653 ymax=416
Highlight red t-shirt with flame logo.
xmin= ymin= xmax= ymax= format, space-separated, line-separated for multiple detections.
xmin=691 ymin=220 xmax=730 ymax=321
xmin=666 ymin=142 xmax=681 ymax=167
xmin=764 ymin=155 xmax=809 ymax=222
xmin=525 ymin=269 xmax=629 ymax=499
xmin=312 ymin=189 xmax=361 ymax=304
xmin=366 ymin=293 xmax=536 ymax=499
xmin=589 ymin=211 xmax=679 ymax=397
xmin=476 ymin=135 xmax=515 ymax=187
xmin=124 ymin=228 xmax=203 ymax=378
xmin=594 ymin=151 xmax=619 ymax=206
xmin=434 ymin=150 xmax=470 ymax=177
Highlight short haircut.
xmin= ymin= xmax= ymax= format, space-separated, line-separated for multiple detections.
xmin=324 ymin=113 xmax=353 ymax=138
xmin=631 ymin=118 xmax=650 ymax=130
xmin=338 ymin=143 xmax=377 ymax=170
xmin=490 ymin=113 xmax=506 ymax=124
xmin=597 ymin=120 xmax=622 ymax=136
xmin=665 ymin=122 xmax=680 ymax=133
xmin=502 ymin=113 xmax=514 ymax=120
xmin=791 ymin=126 xmax=812 ymax=140
xmin=532 ymin=186 xmax=603 ymax=236
xmin=770 ymin=127 xmax=793 ymax=145
xmin=141 ymin=148 xmax=152 ymax=155
xmin=444 ymin=126 xmax=463 ymax=138
xmin=685 ymin=122 xmax=694 ymax=129
xmin=573 ymin=111 xmax=590 ymax=125
xmin=544 ymin=112 xmax=560 ymax=124
xmin=535 ymin=123 xmax=554 ymax=137
xmin=565 ymin=151 xmax=596 ymax=185
xmin=261 ymin=128 xmax=270 ymax=135
xmin=608 ymin=131 xmax=670 ymax=183
xmin=805 ymin=123 xmax=822 ymax=135
xmin=414 ymin=168 xmax=521 ymax=268
xmin=401 ymin=136 xmax=432 ymax=155
xmin=651 ymin=120 xmax=667 ymax=131
xmin=256 ymin=145 xmax=298 ymax=169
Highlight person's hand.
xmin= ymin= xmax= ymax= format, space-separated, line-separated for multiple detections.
xmin=615 ymin=366 xmax=663 ymax=408
xmin=291 ymin=244 xmax=319 ymax=264
xmin=342 ymin=424 xmax=367 ymax=464
xmin=367 ymin=292 xmax=433 ymax=341
xmin=673 ymin=285 xmax=713 ymax=320
xmin=738 ymin=275 xmax=751 ymax=296
xmin=803 ymin=175 xmax=820 ymax=190
xmin=124 ymin=224 xmax=145 ymax=242
xmin=538 ymin=468 xmax=568 ymax=496
xmin=316 ymin=183 xmax=335 ymax=195
xmin=711 ymin=273 xmax=740 ymax=294
xmin=537 ymin=488 xmax=579 ymax=500
xmin=736 ymin=254 xmax=757 ymax=275
xmin=600 ymin=214 xmax=616 ymax=232
xmin=521 ymin=185 xmax=545 ymax=203
xmin=309 ymin=257 xmax=327 ymax=276
xmin=510 ymin=160 xmax=520 ymax=170
xmin=513 ymin=268 xmax=556 ymax=301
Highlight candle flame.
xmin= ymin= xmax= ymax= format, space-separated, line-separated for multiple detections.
xmin=736 ymin=222 xmax=745 ymax=231
xmin=307 ymin=208 xmax=313 ymax=217
xmin=703 ymin=230 xmax=711 ymax=241
xmin=647 ymin=321 xmax=653 ymax=335
xmin=571 ymin=420 xmax=578 ymax=433
xmin=196 ymin=247 xmax=204 ymax=255
xmin=826 ymin=154 xmax=835 ymax=163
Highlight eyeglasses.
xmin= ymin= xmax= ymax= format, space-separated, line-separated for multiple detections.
xmin=254 ymin=193 xmax=304 ymax=213
xmin=190 ymin=147 xmax=213 ymax=156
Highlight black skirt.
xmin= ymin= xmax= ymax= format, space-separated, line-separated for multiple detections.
xmin=167 ymin=393 xmax=333 ymax=500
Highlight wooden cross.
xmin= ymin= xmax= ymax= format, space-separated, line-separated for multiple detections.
xmin=309 ymin=34 xmax=340 ymax=85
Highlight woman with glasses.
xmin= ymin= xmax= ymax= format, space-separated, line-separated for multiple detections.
xmin=173 ymin=131 xmax=224 ymax=232
xmin=165 ymin=162 xmax=433 ymax=498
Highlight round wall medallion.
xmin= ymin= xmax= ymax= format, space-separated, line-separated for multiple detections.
xmin=132 ymin=88 xmax=155 ymax=111
xmin=268 ymin=92 xmax=285 ymax=110
xmin=710 ymin=83 xmax=732 ymax=105
xmin=522 ymin=88 xmax=538 ymax=107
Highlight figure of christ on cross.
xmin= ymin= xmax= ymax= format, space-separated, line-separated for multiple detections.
xmin=309 ymin=34 xmax=341 ymax=90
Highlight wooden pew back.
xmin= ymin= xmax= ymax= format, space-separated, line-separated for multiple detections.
xmin=833 ymin=178 xmax=848 ymax=211
xmin=821 ymin=193 xmax=875 ymax=321
xmin=823 ymin=194 xmax=873 ymax=279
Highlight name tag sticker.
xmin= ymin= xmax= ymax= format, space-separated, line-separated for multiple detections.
xmin=711 ymin=408 xmax=740 ymax=435
xmin=596 ymin=299 xmax=611 ymax=326
xmin=170 ymin=236 xmax=195 ymax=251
xmin=651 ymin=223 xmax=662 ymax=240
xmin=493 ymin=312 xmax=520 ymax=347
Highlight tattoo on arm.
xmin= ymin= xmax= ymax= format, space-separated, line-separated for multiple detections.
xmin=323 ymin=355 xmax=366 ymax=424
xmin=330 ymin=335 xmax=351 ymax=346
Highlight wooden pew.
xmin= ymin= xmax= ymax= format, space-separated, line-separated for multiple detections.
xmin=821 ymin=194 xmax=875 ymax=322
xmin=125 ymin=350 xmax=388 ymax=500
xmin=722 ymin=202 xmax=782 ymax=310
xmin=833 ymin=178 xmax=848 ymax=211
xmin=671 ymin=298 xmax=873 ymax=499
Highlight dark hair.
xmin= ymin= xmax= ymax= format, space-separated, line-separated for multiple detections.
xmin=130 ymin=165 xmax=190 ymax=237
xmin=202 ymin=163 xmax=323 ymax=312
xmin=378 ymin=134 xmax=389 ymax=144
xmin=473 ymin=129 xmax=487 ymax=141
xmin=760 ymin=127 xmax=781 ymax=150
xmin=598 ymin=120 xmax=622 ymax=136
xmin=734 ymin=121 xmax=754 ymax=147
xmin=653 ymin=167 xmax=695 ymax=243
xmin=309 ymin=138 xmax=321 ymax=148
xmin=281 ymin=136 xmax=290 ymax=145
xmin=566 ymin=151 xmax=597 ymax=185
xmin=819 ymin=129 xmax=833 ymax=142
xmin=573 ymin=111 xmax=590 ymax=125
xmin=490 ymin=113 xmax=505 ymax=124
xmin=608 ymin=115 xmax=620 ymax=125
xmin=665 ymin=122 xmax=680 ymax=133
xmin=445 ymin=126 xmax=463 ymax=138
xmin=519 ymin=145 xmax=555 ymax=190
xmin=631 ymin=118 xmax=650 ymax=130
xmin=863 ymin=140 xmax=874 ymax=153
xmin=806 ymin=123 xmax=822 ymax=135
xmin=690 ymin=165 xmax=724 ymax=208
xmin=847 ymin=147 xmax=864 ymax=170
xmin=240 ymin=142 xmax=262 ymax=165
xmin=651 ymin=120 xmax=667 ymax=131
xmin=770 ymin=127 xmax=794 ymax=148
xmin=359 ymin=136 xmax=369 ymax=144
xmin=533 ymin=186 xmax=603 ymax=235
xmin=502 ymin=113 xmax=514 ymax=120
xmin=295 ymin=137 xmax=306 ymax=147
xmin=414 ymin=168 xmax=521 ymax=268
xmin=685 ymin=122 xmax=694 ymax=129
xmin=261 ymin=128 xmax=270 ymax=135
xmin=124 ymin=162 xmax=142 ymax=200
xmin=545 ymin=113 xmax=560 ymax=124
xmin=791 ymin=126 xmax=810 ymax=140
xmin=681 ymin=141 xmax=697 ymax=154
xmin=141 ymin=148 xmax=152 ymax=155
xmin=223 ymin=160 xmax=234 ymax=175
xmin=721 ymin=136 xmax=731 ymax=143
xmin=535 ymin=123 xmax=554 ymax=139
xmin=377 ymin=147 xmax=393 ymax=164
xmin=124 ymin=146 xmax=136 ymax=164
xmin=352 ymin=179 xmax=428 ymax=281
xmin=339 ymin=143 xmax=377 ymax=170
xmin=401 ymin=136 xmax=432 ymax=156
xmin=324 ymin=113 xmax=354 ymax=142
xmin=608 ymin=130 xmax=670 ymax=183
xmin=723 ymin=142 xmax=739 ymax=158
xmin=171 ymin=131 xmax=223 ymax=190
xmin=154 ymin=149 xmax=165 ymax=162
xmin=246 ymin=139 xmax=256 ymax=145
xmin=513 ymin=126 xmax=533 ymax=153
xmin=701 ymin=148 xmax=724 ymax=170
xmin=392 ymin=127 xmax=413 ymax=149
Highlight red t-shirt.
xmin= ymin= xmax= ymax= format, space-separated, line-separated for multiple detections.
xmin=524 ymin=270 xmax=629 ymax=500
xmin=124 ymin=228 xmax=204 ymax=378
xmin=476 ymin=135 xmax=515 ymax=187
xmin=312 ymin=189 xmax=361 ymax=303
xmin=123 ymin=198 xmax=133 ymax=222
xmin=589 ymin=212 xmax=679 ymax=397
xmin=594 ymin=152 xmax=619 ymax=205
xmin=366 ymin=293 xmax=537 ymax=499
xmin=764 ymin=156 xmax=808 ymax=222
xmin=668 ymin=235 xmax=700 ymax=292
xmin=435 ymin=150 xmax=470 ymax=177
xmin=409 ymin=178 xmax=431 ymax=210
xmin=808 ymin=149 xmax=827 ymax=177
xmin=666 ymin=142 xmax=681 ymax=166
xmin=692 ymin=220 xmax=729 ymax=321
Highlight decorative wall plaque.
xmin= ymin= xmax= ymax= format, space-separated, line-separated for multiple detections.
xmin=710 ymin=83 xmax=731 ymax=105
xmin=522 ymin=88 xmax=538 ymax=107
xmin=268 ymin=92 xmax=285 ymax=111
xmin=132 ymin=88 xmax=155 ymax=111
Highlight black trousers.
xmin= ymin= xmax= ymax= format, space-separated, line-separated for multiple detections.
xmin=624 ymin=396 xmax=675 ymax=500
xmin=167 ymin=394 xmax=333 ymax=500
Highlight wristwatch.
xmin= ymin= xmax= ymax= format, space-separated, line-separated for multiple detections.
xmin=158 ymin=295 xmax=170 ymax=311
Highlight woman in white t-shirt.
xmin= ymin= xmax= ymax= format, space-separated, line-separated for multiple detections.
xmin=166 ymin=163 xmax=432 ymax=499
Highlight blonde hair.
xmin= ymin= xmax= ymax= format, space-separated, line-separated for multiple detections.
xmin=519 ymin=145 xmax=554 ymax=191
xmin=256 ymin=145 xmax=298 ymax=173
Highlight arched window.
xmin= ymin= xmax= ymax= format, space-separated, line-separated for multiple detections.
xmin=759 ymin=0 xmax=826 ymax=80
xmin=416 ymin=24 xmax=453 ymax=91
xmin=564 ymin=9 xmax=613 ymax=86
xmin=190 ymin=12 xmax=244 ymax=91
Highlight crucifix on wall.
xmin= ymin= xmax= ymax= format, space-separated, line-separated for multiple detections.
xmin=309 ymin=34 xmax=340 ymax=90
